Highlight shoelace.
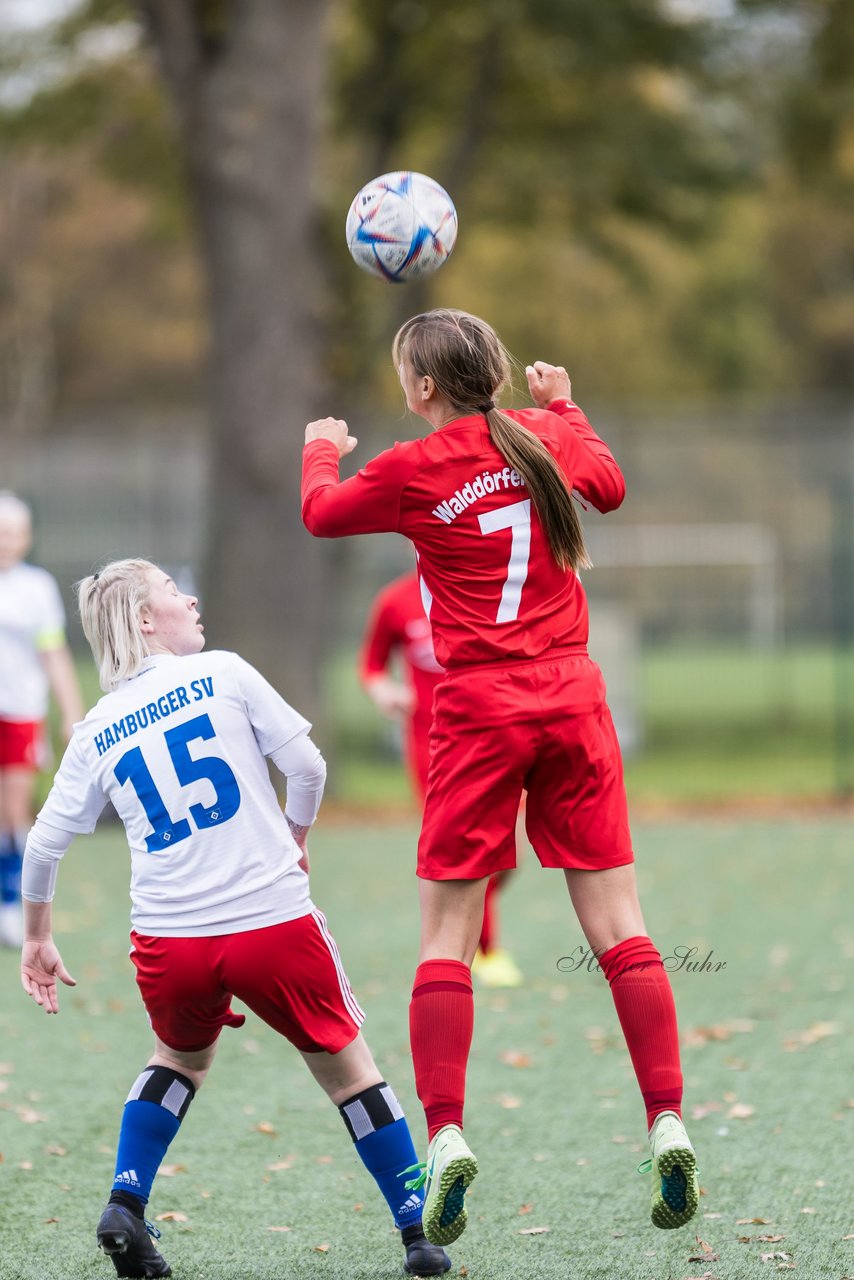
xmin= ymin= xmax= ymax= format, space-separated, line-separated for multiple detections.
xmin=144 ymin=1220 xmax=163 ymax=1240
xmin=400 ymin=1161 xmax=427 ymax=1192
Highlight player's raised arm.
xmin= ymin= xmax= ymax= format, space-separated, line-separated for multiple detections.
xmin=527 ymin=361 xmax=626 ymax=513
xmin=301 ymin=423 xmax=411 ymax=538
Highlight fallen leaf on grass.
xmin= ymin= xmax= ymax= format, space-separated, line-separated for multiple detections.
xmin=267 ymin=1160 xmax=292 ymax=1171
xmin=496 ymin=1094 xmax=522 ymax=1109
xmin=267 ymin=1226 xmax=292 ymax=1232
xmin=500 ymin=1050 xmax=532 ymax=1069
xmin=158 ymin=1164 xmax=186 ymax=1177
xmin=683 ymin=1020 xmax=756 ymax=1048
xmin=758 ymin=1236 xmax=786 ymax=1243
xmin=760 ymin=1252 xmax=792 ymax=1263
xmin=688 ymin=1237 xmax=719 ymax=1263
xmin=155 ymin=1212 xmax=188 ymax=1222
xmin=727 ymin=1103 xmax=755 ymax=1120
xmin=518 ymin=1204 xmax=534 ymax=1215
xmin=46 ymin=1145 xmax=67 ymax=1156
xmin=692 ymin=1101 xmax=724 ymax=1120
xmin=783 ymin=1021 xmax=840 ymax=1051
xmin=737 ymin=1218 xmax=773 ymax=1225
xmin=800 ymin=1207 xmax=816 ymax=1214
xmin=313 ymin=1244 xmax=329 ymax=1253
xmin=44 ymin=1218 xmax=60 ymax=1224
xmin=254 ymin=1122 xmax=276 ymax=1136
xmin=458 ymin=1268 xmax=468 ymax=1277
xmin=0 ymin=1063 xmax=14 ymax=1074
xmin=518 ymin=1226 xmax=550 ymax=1235
xmin=16 ymin=1107 xmax=48 ymax=1124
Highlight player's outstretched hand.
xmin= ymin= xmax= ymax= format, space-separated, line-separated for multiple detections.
xmin=305 ymin=417 xmax=358 ymax=458
xmin=526 ymin=361 xmax=572 ymax=408
xmin=365 ymin=674 xmax=416 ymax=719
xmin=21 ymin=938 xmax=77 ymax=1015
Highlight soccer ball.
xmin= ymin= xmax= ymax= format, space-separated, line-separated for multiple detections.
xmin=345 ymin=171 xmax=458 ymax=283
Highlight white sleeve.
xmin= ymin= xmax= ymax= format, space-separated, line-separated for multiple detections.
xmin=270 ymin=735 xmax=327 ymax=827
xmin=36 ymin=734 xmax=108 ymax=834
xmin=230 ymin=653 xmax=313 ymax=754
xmin=22 ymin=821 xmax=74 ymax=903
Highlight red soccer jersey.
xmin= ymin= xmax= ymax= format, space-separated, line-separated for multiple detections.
xmin=359 ymin=572 xmax=444 ymax=726
xmin=303 ymin=400 xmax=625 ymax=668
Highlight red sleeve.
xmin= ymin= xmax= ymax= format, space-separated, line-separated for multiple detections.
xmin=546 ymin=399 xmax=626 ymax=512
xmin=301 ymin=438 xmax=407 ymax=537
xmin=359 ymin=589 xmax=400 ymax=684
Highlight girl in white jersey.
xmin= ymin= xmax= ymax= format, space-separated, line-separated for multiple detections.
xmin=0 ymin=491 xmax=83 ymax=947
xmin=20 ymin=558 xmax=450 ymax=1280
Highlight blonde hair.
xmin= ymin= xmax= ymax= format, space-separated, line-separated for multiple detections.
xmin=393 ymin=309 xmax=591 ymax=572
xmin=77 ymin=559 xmax=158 ymax=691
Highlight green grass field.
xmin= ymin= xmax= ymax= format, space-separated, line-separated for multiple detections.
xmin=1 ymin=816 xmax=851 ymax=1280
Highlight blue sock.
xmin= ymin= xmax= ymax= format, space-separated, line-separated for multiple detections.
xmin=0 ymin=831 xmax=22 ymax=904
xmin=111 ymin=1066 xmax=195 ymax=1205
xmin=339 ymin=1082 xmax=424 ymax=1229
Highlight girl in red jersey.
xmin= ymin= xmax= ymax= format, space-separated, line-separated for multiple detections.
xmin=301 ymin=309 xmax=699 ymax=1247
xmin=359 ymin=570 xmax=523 ymax=987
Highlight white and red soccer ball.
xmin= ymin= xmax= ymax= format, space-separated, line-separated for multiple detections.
xmin=345 ymin=171 xmax=458 ymax=284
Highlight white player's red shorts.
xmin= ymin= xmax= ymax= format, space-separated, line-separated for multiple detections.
xmin=0 ymin=718 xmax=45 ymax=770
xmin=418 ymin=646 xmax=634 ymax=880
xmin=129 ymin=909 xmax=365 ymax=1054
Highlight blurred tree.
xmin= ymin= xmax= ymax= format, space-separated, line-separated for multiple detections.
xmin=326 ymin=0 xmax=750 ymax=406
xmin=120 ymin=0 xmax=336 ymax=710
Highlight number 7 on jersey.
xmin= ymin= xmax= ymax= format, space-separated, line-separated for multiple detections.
xmin=478 ymin=498 xmax=532 ymax=623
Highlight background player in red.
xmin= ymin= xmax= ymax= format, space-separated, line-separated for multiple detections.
xmin=359 ymin=569 xmax=522 ymax=987
xmin=301 ymin=309 xmax=699 ymax=1248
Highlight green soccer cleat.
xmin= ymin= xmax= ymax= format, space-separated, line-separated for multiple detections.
xmin=638 ymin=1110 xmax=700 ymax=1230
xmin=402 ymin=1125 xmax=478 ymax=1246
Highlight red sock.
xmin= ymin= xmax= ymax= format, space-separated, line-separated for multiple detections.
xmin=410 ymin=959 xmax=473 ymax=1141
xmin=478 ymin=876 xmax=500 ymax=953
xmin=598 ymin=935 xmax=683 ymax=1130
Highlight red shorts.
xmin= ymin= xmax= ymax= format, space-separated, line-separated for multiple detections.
xmin=405 ymin=715 xmax=433 ymax=803
xmin=418 ymin=649 xmax=633 ymax=880
xmin=129 ymin=910 xmax=365 ymax=1054
xmin=0 ymin=719 xmax=45 ymax=771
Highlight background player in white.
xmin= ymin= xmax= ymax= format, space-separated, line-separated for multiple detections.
xmin=20 ymin=558 xmax=450 ymax=1280
xmin=0 ymin=491 xmax=83 ymax=947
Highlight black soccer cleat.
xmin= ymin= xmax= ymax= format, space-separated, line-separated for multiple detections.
xmin=96 ymin=1204 xmax=172 ymax=1278
xmin=401 ymin=1221 xmax=452 ymax=1276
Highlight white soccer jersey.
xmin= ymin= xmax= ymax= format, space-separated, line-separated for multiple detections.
xmin=27 ymin=650 xmax=324 ymax=936
xmin=0 ymin=562 xmax=67 ymax=720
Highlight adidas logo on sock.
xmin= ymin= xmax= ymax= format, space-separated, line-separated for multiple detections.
xmin=114 ymin=1170 xmax=140 ymax=1187
xmin=399 ymin=1193 xmax=423 ymax=1215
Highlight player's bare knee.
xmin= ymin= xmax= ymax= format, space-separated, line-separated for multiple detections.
xmin=149 ymin=1037 xmax=217 ymax=1090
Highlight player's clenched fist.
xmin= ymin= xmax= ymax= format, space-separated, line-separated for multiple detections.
xmin=525 ymin=361 xmax=572 ymax=409
xmin=305 ymin=417 xmax=358 ymax=458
